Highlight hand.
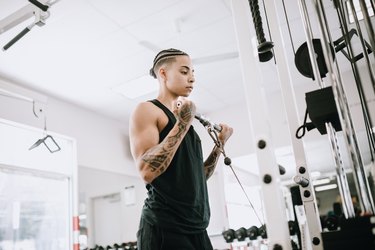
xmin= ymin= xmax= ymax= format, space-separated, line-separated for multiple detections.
xmin=173 ymin=97 xmax=196 ymax=126
xmin=217 ymin=124 xmax=233 ymax=146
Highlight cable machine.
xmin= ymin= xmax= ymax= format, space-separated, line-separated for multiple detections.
xmin=229 ymin=0 xmax=375 ymax=249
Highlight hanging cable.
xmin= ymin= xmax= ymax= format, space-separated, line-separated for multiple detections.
xmin=261 ymin=0 xmax=276 ymax=64
xmin=202 ymin=121 xmax=265 ymax=226
xmin=295 ymin=108 xmax=316 ymax=139
xmin=281 ymin=0 xmax=296 ymax=55
xmin=261 ymin=0 xmax=272 ymax=43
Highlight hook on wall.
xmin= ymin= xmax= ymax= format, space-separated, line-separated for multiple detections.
xmin=32 ymin=100 xmax=43 ymax=118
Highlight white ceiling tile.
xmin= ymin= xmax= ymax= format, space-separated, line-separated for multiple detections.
xmin=193 ymin=58 xmax=244 ymax=105
xmin=189 ymin=85 xmax=226 ymax=115
xmin=164 ymin=17 xmax=238 ymax=57
xmin=88 ymin=0 xmax=181 ymax=27
xmin=109 ymin=50 xmax=156 ymax=84
xmin=46 ymin=5 xmax=119 ymax=43
xmin=124 ymin=0 xmax=231 ymax=44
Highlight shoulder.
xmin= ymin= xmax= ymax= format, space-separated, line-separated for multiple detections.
xmin=130 ymin=100 xmax=171 ymax=134
xmin=131 ymin=101 xmax=157 ymax=120
xmin=133 ymin=101 xmax=155 ymax=113
xmin=130 ymin=101 xmax=164 ymax=128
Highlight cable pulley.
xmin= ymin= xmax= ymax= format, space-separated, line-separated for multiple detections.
xmin=247 ymin=0 xmax=274 ymax=62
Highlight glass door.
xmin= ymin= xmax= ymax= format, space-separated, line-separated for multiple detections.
xmin=0 ymin=166 xmax=71 ymax=250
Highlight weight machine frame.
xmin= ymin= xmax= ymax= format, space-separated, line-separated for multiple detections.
xmin=231 ymin=0 xmax=375 ymax=249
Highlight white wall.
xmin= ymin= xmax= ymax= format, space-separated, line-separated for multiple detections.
xmin=78 ymin=166 xmax=146 ymax=247
xmin=0 ymin=77 xmax=136 ymax=176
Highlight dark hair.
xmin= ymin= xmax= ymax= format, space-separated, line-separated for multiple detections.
xmin=149 ymin=48 xmax=189 ymax=78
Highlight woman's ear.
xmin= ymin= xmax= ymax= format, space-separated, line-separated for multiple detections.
xmin=159 ymin=67 xmax=167 ymax=81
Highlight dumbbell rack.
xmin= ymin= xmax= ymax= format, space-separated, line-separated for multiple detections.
xmin=222 ymin=222 xmax=300 ymax=250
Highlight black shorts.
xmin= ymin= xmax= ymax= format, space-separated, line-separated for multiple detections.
xmin=136 ymin=218 xmax=213 ymax=250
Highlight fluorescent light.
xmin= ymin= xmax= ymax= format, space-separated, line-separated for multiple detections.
xmin=112 ymin=75 xmax=158 ymax=99
xmin=312 ymin=178 xmax=331 ymax=186
xmin=310 ymin=171 xmax=321 ymax=179
xmin=315 ymin=184 xmax=337 ymax=192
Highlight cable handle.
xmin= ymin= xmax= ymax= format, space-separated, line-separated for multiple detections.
xmin=195 ymin=113 xmax=222 ymax=132
xmin=3 ymin=24 xmax=35 ymax=51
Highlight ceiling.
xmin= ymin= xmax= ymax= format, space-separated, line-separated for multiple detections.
xmin=0 ymin=0 xmax=246 ymax=121
xmin=0 ymin=0 xmax=336 ymax=122
xmin=0 ymin=0 xmax=374 ymax=181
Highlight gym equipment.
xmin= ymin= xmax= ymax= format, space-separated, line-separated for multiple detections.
xmin=221 ymin=222 xmax=303 ymax=249
xmin=322 ymin=215 xmax=375 ymax=250
xmin=222 ymin=228 xmax=236 ymax=243
xmin=231 ymin=0 xmax=375 ymax=249
xmin=231 ymin=0 xmax=293 ymax=248
xmin=196 ymin=111 xmax=265 ymax=227
xmin=305 ymin=86 xmax=342 ymax=135
xmin=295 ymin=39 xmax=335 ymax=80
xmin=29 ymin=134 xmax=61 ymax=153
xmin=0 ymin=0 xmax=61 ymax=50
xmin=235 ymin=227 xmax=248 ymax=241
xmin=247 ymin=0 xmax=274 ymax=62
xmin=333 ymin=0 xmax=375 ymax=164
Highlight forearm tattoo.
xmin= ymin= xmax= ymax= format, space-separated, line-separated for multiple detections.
xmin=204 ymin=146 xmax=221 ymax=179
xmin=177 ymin=104 xmax=194 ymax=125
xmin=142 ymin=122 xmax=187 ymax=176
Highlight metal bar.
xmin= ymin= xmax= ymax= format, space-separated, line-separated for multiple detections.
xmin=349 ymin=0 xmax=375 ymax=94
xmin=359 ymin=0 xmax=375 ymax=62
xmin=230 ymin=0 xmax=292 ymax=249
xmin=0 ymin=88 xmax=34 ymax=103
xmin=297 ymin=0 xmax=324 ymax=87
xmin=326 ymin=123 xmax=356 ymax=218
xmin=0 ymin=5 xmax=34 ymax=35
xmin=313 ymin=0 xmax=375 ymax=214
xmin=298 ymin=0 xmax=355 ymax=219
xmin=3 ymin=23 xmax=34 ymax=51
xmin=334 ymin=0 xmax=375 ymax=162
xmin=255 ymin=0 xmax=325 ymax=248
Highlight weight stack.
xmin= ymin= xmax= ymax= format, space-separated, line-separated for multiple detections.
xmin=305 ymin=86 xmax=342 ymax=135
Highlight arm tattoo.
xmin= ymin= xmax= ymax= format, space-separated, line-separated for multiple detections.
xmin=142 ymin=122 xmax=187 ymax=176
xmin=204 ymin=146 xmax=221 ymax=179
xmin=177 ymin=105 xmax=193 ymax=124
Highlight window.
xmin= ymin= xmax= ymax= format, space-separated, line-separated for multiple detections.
xmin=0 ymin=168 xmax=70 ymax=250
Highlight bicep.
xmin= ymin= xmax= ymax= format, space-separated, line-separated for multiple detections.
xmin=129 ymin=105 xmax=159 ymax=163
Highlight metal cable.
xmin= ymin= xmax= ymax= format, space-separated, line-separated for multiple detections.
xmin=206 ymin=126 xmax=264 ymax=226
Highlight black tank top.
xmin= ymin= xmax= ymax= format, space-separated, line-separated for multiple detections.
xmin=141 ymin=99 xmax=210 ymax=233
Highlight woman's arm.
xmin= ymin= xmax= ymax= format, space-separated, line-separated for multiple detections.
xmin=203 ymin=124 xmax=233 ymax=179
xmin=129 ymin=99 xmax=195 ymax=183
